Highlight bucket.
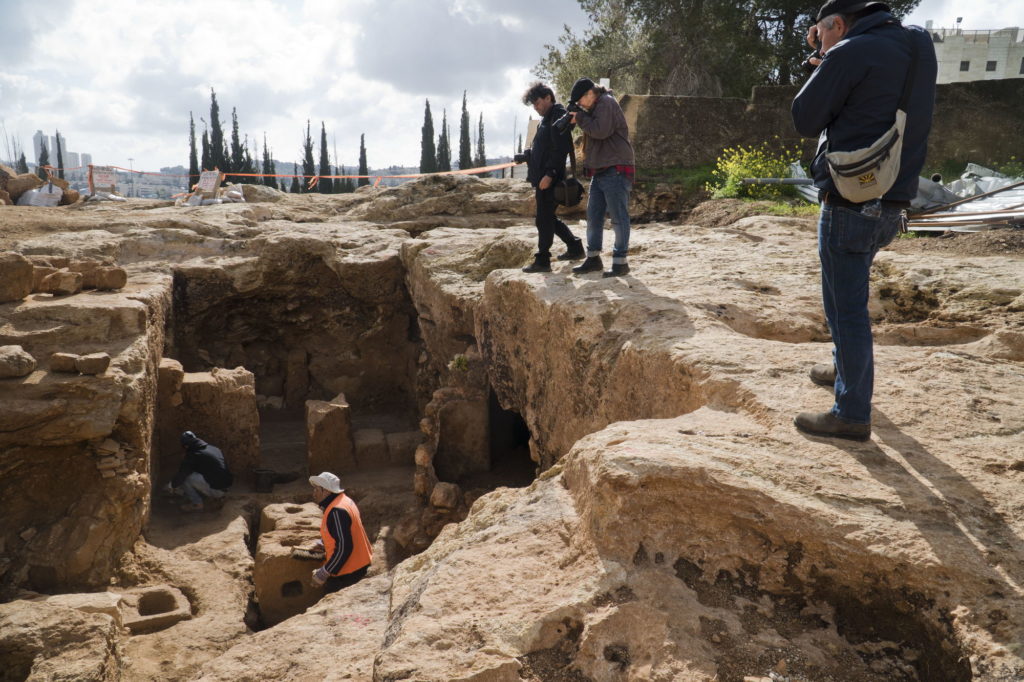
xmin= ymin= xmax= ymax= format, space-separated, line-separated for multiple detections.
xmin=253 ymin=468 xmax=275 ymax=493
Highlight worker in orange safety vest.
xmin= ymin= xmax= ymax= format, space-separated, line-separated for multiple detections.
xmin=308 ymin=471 xmax=372 ymax=593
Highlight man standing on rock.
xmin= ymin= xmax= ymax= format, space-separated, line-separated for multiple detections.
xmin=171 ymin=431 xmax=233 ymax=512
xmin=568 ymin=77 xmax=636 ymax=278
xmin=791 ymin=0 xmax=936 ymax=441
xmin=518 ymin=82 xmax=585 ymax=273
xmin=309 ymin=472 xmax=372 ymax=593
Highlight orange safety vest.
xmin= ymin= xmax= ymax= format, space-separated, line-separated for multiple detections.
xmin=320 ymin=493 xmax=372 ymax=576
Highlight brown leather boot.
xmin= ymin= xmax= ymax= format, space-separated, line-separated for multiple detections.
xmin=809 ymin=363 xmax=836 ymax=387
xmin=794 ymin=411 xmax=870 ymax=442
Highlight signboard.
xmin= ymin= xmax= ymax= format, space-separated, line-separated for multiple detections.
xmin=196 ymin=170 xmax=221 ymax=193
xmin=89 ymin=165 xmax=117 ymax=194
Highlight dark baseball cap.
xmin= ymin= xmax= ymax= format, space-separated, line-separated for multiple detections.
xmin=816 ymin=0 xmax=889 ymax=22
xmin=569 ymin=77 xmax=595 ymax=104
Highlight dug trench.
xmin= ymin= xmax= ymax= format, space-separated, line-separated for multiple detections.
xmin=1 ymin=181 xmax=1023 ymax=680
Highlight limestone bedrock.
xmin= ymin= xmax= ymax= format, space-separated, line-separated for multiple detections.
xmin=0 ymin=179 xmax=1021 ymax=680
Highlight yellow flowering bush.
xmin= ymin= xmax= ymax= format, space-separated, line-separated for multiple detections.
xmin=995 ymin=155 xmax=1023 ymax=178
xmin=706 ymin=141 xmax=804 ymax=200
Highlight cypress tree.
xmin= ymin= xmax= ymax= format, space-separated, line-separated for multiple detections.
xmin=209 ymin=89 xmax=226 ymax=172
xmin=474 ymin=113 xmax=487 ymax=176
xmin=458 ymin=91 xmax=472 ymax=170
xmin=201 ymin=122 xmax=211 ymax=171
xmin=318 ymin=122 xmax=334 ymax=194
xmin=262 ymin=134 xmax=277 ymax=190
xmin=290 ymin=162 xmax=300 ymax=193
xmin=419 ymin=99 xmax=437 ymax=173
xmin=230 ymin=108 xmax=245 ymax=174
xmin=301 ymin=121 xmax=315 ymax=193
xmin=517 ymin=134 xmax=523 ymax=154
xmin=436 ymin=110 xmax=451 ymax=172
xmin=37 ymin=144 xmax=49 ymax=180
xmin=357 ymin=134 xmax=369 ymax=187
xmin=16 ymin=152 xmax=28 ymax=174
xmin=54 ymin=131 xmax=65 ymax=179
xmin=188 ymin=113 xmax=200 ymax=189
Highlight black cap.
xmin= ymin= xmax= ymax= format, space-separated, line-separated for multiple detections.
xmin=816 ymin=0 xmax=889 ymax=22
xmin=569 ymin=77 xmax=595 ymax=104
xmin=180 ymin=430 xmax=199 ymax=447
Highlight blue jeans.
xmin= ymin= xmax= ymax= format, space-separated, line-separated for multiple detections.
xmin=586 ymin=168 xmax=632 ymax=264
xmin=180 ymin=472 xmax=225 ymax=505
xmin=818 ymin=202 xmax=902 ymax=424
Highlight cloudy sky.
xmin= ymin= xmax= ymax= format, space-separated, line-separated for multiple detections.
xmin=0 ymin=0 xmax=1018 ymax=175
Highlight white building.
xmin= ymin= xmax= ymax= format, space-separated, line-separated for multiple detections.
xmin=81 ymin=153 xmax=93 ymax=167
xmin=32 ymin=130 xmax=48 ymax=162
xmin=927 ymin=21 xmax=1024 ymax=84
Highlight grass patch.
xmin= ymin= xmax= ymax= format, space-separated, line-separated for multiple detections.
xmin=762 ymin=201 xmax=820 ymax=218
xmin=639 ymin=164 xmax=716 ymax=193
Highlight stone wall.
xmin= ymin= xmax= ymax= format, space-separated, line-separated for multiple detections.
xmin=0 ymin=274 xmax=171 ymax=594
xmin=624 ymin=79 xmax=1024 ymax=171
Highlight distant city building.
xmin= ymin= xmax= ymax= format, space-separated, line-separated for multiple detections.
xmin=32 ymin=130 xmax=48 ymax=161
xmin=66 ymin=151 xmax=80 ymax=169
xmin=50 ymin=133 xmax=67 ymax=159
xmin=81 ymin=153 xmax=93 ymax=167
xmin=927 ymin=21 xmax=1024 ymax=83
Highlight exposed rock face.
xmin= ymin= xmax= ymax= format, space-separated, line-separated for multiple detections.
xmin=252 ymin=502 xmax=324 ymax=627
xmin=197 ymin=574 xmax=391 ymax=681
xmin=0 ymin=274 xmax=170 ymax=593
xmin=305 ymin=393 xmax=357 ymax=474
xmin=0 ymin=599 xmax=124 ymax=681
xmin=0 ymin=179 xmax=1022 ymax=680
xmin=0 ymin=344 xmax=37 ymax=378
xmin=0 ymin=251 xmax=34 ymax=302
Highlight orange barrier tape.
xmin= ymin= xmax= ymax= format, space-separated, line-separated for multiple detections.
xmin=76 ymin=161 xmax=522 ymax=187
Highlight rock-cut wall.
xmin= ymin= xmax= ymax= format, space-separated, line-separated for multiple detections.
xmin=0 ymin=271 xmax=171 ymax=594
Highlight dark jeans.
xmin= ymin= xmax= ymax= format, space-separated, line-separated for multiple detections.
xmin=535 ymin=185 xmax=578 ymax=257
xmin=323 ymin=565 xmax=369 ymax=594
xmin=818 ymin=202 xmax=902 ymax=424
xmin=586 ymin=168 xmax=632 ymax=263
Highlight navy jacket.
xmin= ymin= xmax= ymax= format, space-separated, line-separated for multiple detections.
xmin=792 ymin=11 xmax=937 ymax=202
xmin=172 ymin=438 xmax=233 ymax=490
xmin=526 ymin=102 xmax=572 ymax=188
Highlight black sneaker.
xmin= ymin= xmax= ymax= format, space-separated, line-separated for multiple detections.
xmin=602 ymin=263 xmax=630 ymax=278
xmin=572 ymin=256 xmax=603 ymax=274
xmin=793 ymin=411 xmax=870 ymax=442
xmin=522 ymin=255 xmax=552 ymax=273
xmin=556 ymin=239 xmax=585 ymax=261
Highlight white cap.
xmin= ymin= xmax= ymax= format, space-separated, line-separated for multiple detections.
xmin=309 ymin=472 xmax=343 ymax=494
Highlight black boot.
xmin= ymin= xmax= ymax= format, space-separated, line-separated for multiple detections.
xmin=556 ymin=238 xmax=585 ymax=261
xmin=572 ymin=256 xmax=603 ymax=274
xmin=522 ymin=253 xmax=552 ymax=273
xmin=602 ymin=262 xmax=630 ymax=278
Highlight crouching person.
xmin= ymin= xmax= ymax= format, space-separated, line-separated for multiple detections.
xmin=172 ymin=430 xmax=233 ymax=512
xmin=309 ymin=472 xmax=372 ymax=593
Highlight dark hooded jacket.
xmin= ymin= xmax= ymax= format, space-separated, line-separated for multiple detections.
xmin=172 ymin=437 xmax=233 ymax=490
xmin=792 ymin=10 xmax=937 ymax=202
xmin=526 ymin=102 xmax=572 ymax=187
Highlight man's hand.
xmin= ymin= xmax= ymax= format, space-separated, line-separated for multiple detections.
xmin=539 ymin=175 xmax=553 ymax=190
xmin=568 ymin=111 xmax=579 ymax=125
xmin=311 ymin=567 xmax=328 ymax=587
xmin=806 ymin=24 xmax=820 ymax=50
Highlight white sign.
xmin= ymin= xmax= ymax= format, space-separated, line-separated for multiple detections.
xmin=93 ymin=167 xmax=117 ymax=187
xmin=196 ymin=170 xmax=221 ymax=193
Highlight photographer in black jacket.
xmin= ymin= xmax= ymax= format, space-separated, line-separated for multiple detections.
xmin=516 ymin=82 xmax=584 ymax=273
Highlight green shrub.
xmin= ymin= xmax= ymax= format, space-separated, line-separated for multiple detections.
xmin=706 ymin=141 xmax=803 ymax=200
xmin=994 ymin=155 xmax=1024 ymax=178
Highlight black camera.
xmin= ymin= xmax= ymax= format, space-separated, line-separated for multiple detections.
xmin=553 ymin=102 xmax=582 ymax=133
xmin=513 ymin=149 xmax=530 ymax=164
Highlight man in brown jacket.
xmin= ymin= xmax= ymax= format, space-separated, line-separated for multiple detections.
xmin=568 ymin=77 xmax=637 ymax=278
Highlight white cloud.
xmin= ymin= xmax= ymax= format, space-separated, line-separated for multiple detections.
xmin=0 ymin=0 xmax=586 ymax=172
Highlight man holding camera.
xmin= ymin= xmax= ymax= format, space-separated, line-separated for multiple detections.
xmin=791 ymin=0 xmax=936 ymax=441
xmin=517 ymin=82 xmax=585 ymax=273
xmin=566 ymin=77 xmax=636 ymax=278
